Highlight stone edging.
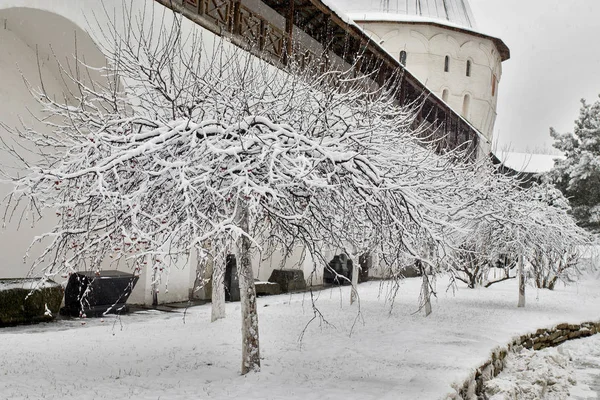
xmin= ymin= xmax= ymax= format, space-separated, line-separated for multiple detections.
xmin=447 ymin=320 xmax=600 ymax=399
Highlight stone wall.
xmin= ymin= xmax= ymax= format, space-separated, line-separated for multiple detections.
xmin=447 ymin=321 xmax=600 ymax=399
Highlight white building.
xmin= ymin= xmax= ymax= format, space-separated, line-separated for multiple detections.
xmin=329 ymin=0 xmax=510 ymax=148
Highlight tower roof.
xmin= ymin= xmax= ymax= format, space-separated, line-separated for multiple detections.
xmin=326 ymin=0 xmax=510 ymax=61
xmin=336 ymin=0 xmax=478 ymax=29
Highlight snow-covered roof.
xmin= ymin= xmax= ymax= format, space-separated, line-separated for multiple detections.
xmin=493 ymin=151 xmax=564 ymax=174
xmin=319 ymin=0 xmax=490 ymax=149
xmin=311 ymin=0 xmax=492 ymax=150
xmin=0 ymin=278 xmax=59 ymax=291
xmin=327 ymin=0 xmax=510 ymax=61
xmin=328 ymin=0 xmax=477 ymax=29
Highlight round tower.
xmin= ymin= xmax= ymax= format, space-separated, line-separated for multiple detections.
xmin=336 ymin=0 xmax=510 ymax=145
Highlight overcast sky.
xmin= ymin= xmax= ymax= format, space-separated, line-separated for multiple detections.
xmin=468 ymin=0 xmax=600 ymax=153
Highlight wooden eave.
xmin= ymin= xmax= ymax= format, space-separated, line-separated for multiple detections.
xmin=153 ymin=0 xmax=489 ymax=159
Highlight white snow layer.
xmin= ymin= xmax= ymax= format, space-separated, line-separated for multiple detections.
xmin=1 ymin=275 xmax=600 ymax=399
xmin=327 ymin=0 xmax=478 ymax=30
xmin=485 ymin=334 xmax=600 ymax=399
xmin=494 ymin=150 xmax=565 ymax=174
xmin=0 ymin=279 xmax=59 ymax=291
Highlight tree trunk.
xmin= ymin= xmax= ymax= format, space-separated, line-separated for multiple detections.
xmin=423 ymin=274 xmax=432 ymax=317
xmin=211 ymin=258 xmax=226 ymax=322
xmin=350 ymin=257 xmax=359 ymax=305
xmin=518 ymin=253 xmax=526 ymax=308
xmin=237 ymin=202 xmax=260 ymax=374
xmin=152 ymin=265 xmax=159 ymax=307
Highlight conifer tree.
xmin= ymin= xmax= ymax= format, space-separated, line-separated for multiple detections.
xmin=550 ymin=97 xmax=600 ymax=232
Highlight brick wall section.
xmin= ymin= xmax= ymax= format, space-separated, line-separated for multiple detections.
xmin=447 ymin=321 xmax=600 ymax=399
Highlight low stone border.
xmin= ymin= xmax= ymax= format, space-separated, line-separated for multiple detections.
xmin=448 ymin=320 xmax=600 ymax=399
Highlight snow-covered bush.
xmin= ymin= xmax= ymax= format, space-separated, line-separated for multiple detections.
xmin=0 ymin=279 xmax=63 ymax=325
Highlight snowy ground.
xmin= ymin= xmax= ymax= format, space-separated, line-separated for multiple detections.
xmin=484 ymin=333 xmax=600 ymax=399
xmin=1 ymin=274 xmax=600 ymax=400
xmin=569 ymin=335 xmax=600 ymax=399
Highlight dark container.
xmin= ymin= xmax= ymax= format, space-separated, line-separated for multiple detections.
xmin=268 ymin=269 xmax=306 ymax=292
xmin=323 ymin=255 xmax=352 ymax=285
xmin=358 ymin=254 xmax=370 ymax=283
xmin=60 ymin=270 xmax=139 ymax=317
xmin=225 ymin=255 xmax=240 ymax=302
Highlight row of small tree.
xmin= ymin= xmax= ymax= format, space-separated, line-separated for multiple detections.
xmin=448 ymin=178 xmax=588 ymax=295
xmin=1 ymin=8 xmax=591 ymax=374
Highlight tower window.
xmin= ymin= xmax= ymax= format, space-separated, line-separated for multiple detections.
xmin=492 ymin=74 xmax=497 ymax=96
xmin=466 ymin=60 xmax=472 ymax=77
xmin=444 ymin=55 xmax=450 ymax=72
xmin=462 ymin=94 xmax=471 ymax=118
xmin=399 ymin=50 xmax=407 ymax=66
xmin=442 ymin=89 xmax=449 ymax=102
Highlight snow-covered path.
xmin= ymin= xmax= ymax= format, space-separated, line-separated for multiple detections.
xmin=1 ymin=275 xmax=600 ymax=400
xmin=568 ymin=335 xmax=600 ymax=399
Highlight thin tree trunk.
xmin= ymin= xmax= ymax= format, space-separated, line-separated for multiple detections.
xmin=423 ymin=273 xmax=432 ymax=316
xmin=152 ymin=264 xmax=159 ymax=307
xmin=518 ymin=253 xmax=526 ymax=308
xmin=350 ymin=257 xmax=359 ymax=305
xmin=211 ymin=256 xmax=225 ymax=322
xmin=237 ymin=202 xmax=260 ymax=374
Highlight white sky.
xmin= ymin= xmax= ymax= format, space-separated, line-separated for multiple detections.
xmin=469 ymin=0 xmax=600 ymax=153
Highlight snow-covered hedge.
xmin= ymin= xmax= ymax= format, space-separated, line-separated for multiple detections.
xmin=0 ymin=279 xmax=63 ymax=326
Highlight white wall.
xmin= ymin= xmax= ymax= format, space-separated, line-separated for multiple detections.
xmin=0 ymin=1 xmax=205 ymax=305
xmin=358 ymin=21 xmax=503 ymax=144
xmin=0 ymin=25 xmax=65 ymax=280
xmin=251 ymin=245 xmax=338 ymax=286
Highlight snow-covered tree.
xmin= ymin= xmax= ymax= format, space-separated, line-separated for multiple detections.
xmin=525 ymin=183 xmax=585 ymax=290
xmin=477 ymin=180 xmax=590 ymax=304
xmin=550 ymin=97 xmax=600 ymax=232
xmin=530 ymin=246 xmax=580 ymax=290
xmin=0 ymin=6 xmax=492 ymax=371
xmin=444 ymin=161 xmax=590 ymax=305
xmin=450 ymin=224 xmax=517 ymax=289
xmin=4 ymin=7 xmax=588 ymax=380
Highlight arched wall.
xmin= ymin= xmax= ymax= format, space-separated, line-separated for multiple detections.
xmin=356 ymin=21 xmax=503 ymax=145
xmin=0 ymin=10 xmax=68 ymax=284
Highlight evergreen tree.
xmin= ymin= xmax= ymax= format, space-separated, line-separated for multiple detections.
xmin=550 ymin=97 xmax=600 ymax=232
